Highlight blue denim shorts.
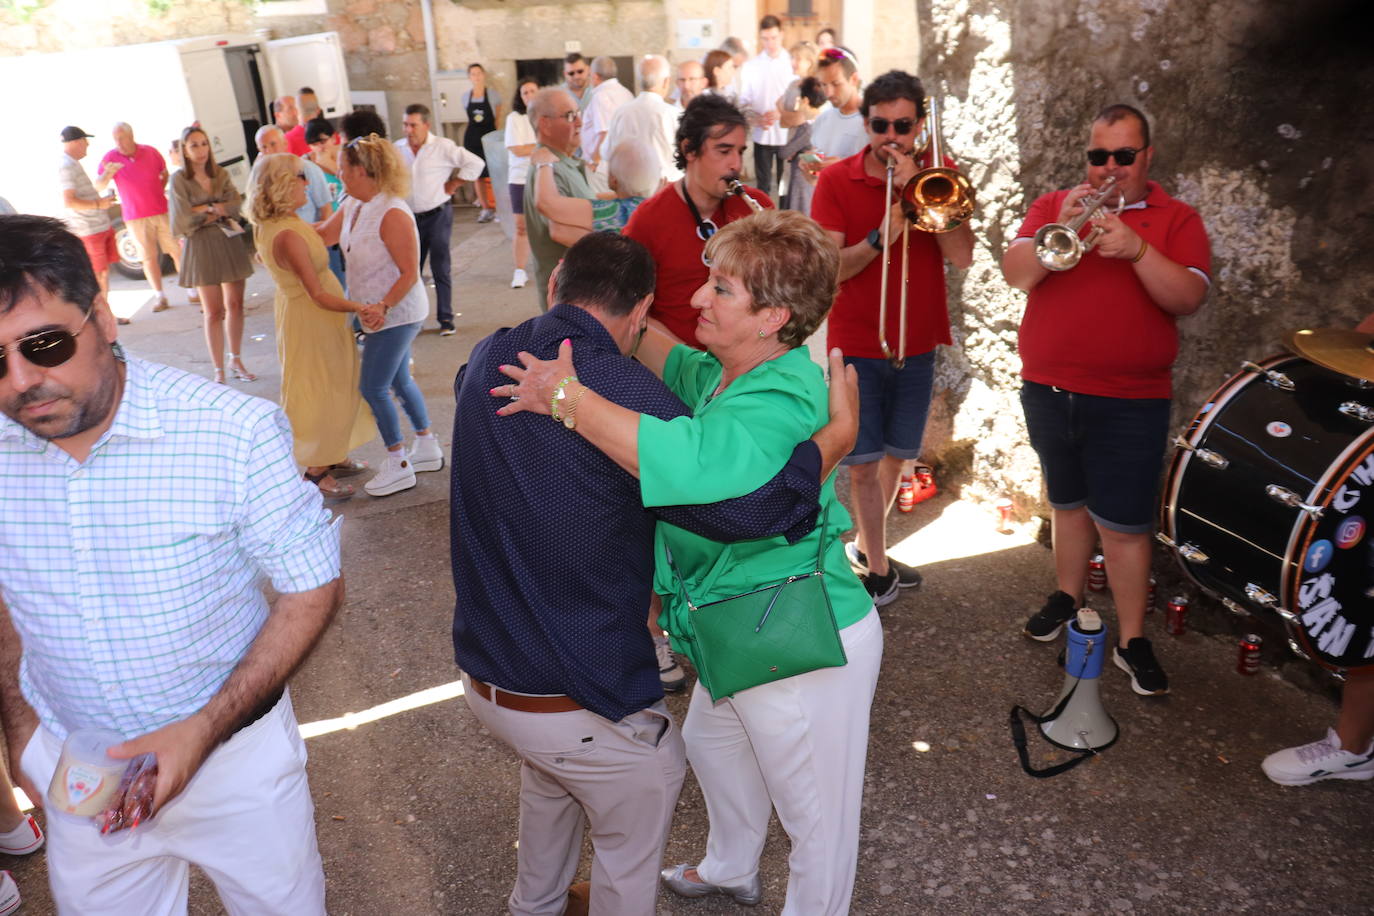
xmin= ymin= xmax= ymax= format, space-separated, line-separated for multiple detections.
xmin=1019 ymin=381 xmax=1171 ymax=534
xmin=841 ymin=351 xmax=936 ymax=466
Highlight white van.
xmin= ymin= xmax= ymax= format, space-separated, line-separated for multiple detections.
xmin=0 ymin=31 xmax=351 ymax=277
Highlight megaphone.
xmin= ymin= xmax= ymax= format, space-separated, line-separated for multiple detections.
xmin=1039 ymin=609 xmax=1119 ymax=752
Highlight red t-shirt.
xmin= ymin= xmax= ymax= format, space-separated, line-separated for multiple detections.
xmin=285 ymin=125 xmax=310 ymax=157
xmin=623 ymin=182 xmax=774 ymax=348
xmin=811 ymin=148 xmax=954 ymax=361
xmin=1015 ymin=181 xmax=1211 ymax=398
xmin=97 ymin=144 xmax=167 ymax=221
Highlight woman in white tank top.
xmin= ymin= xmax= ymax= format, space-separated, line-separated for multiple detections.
xmin=316 ymin=134 xmax=444 ymax=497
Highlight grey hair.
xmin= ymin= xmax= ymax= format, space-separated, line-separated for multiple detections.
xmin=591 ymin=56 xmax=618 ymax=81
xmin=607 ymin=140 xmax=660 ymax=199
xmin=112 ymin=121 xmax=132 ymax=135
xmin=528 ymin=87 xmax=575 ymax=124
xmin=254 ymin=124 xmax=283 ymax=148
xmin=638 ymin=55 xmax=670 ymax=92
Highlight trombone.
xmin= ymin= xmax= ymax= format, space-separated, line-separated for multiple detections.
xmin=878 ymin=95 xmax=975 ymax=367
xmin=1032 ymin=176 xmax=1122 ymax=271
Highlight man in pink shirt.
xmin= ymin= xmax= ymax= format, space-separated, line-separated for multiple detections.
xmin=274 ymin=95 xmax=310 ymax=156
xmin=96 ymin=122 xmax=181 ymax=311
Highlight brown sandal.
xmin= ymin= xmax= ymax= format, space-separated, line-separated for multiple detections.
xmin=303 ymin=470 xmax=355 ymax=501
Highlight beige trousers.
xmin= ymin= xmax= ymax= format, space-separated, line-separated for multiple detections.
xmin=127 ymin=213 xmax=182 ymax=273
xmin=461 ymin=674 xmax=686 ymax=916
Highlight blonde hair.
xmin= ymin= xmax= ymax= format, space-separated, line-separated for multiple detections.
xmin=704 ymin=209 xmax=839 ymax=349
xmin=341 ymin=134 xmax=409 ymax=199
xmin=790 ymin=41 xmax=819 ymax=76
xmin=246 ymin=153 xmax=303 ymax=224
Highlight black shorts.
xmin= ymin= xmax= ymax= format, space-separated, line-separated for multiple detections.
xmin=1019 ymin=381 xmax=1170 ymax=534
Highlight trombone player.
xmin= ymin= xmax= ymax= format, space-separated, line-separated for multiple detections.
xmin=812 ymin=70 xmax=973 ymax=606
xmin=1002 ymin=103 xmax=1211 ymax=696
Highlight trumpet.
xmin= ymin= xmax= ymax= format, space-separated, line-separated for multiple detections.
xmin=878 ymin=95 xmax=974 ymax=368
xmin=726 ymin=178 xmax=764 ymax=213
xmin=1032 ymin=176 xmax=1122 ymax=271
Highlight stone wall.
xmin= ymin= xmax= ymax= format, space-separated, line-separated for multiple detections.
xmin=0 ymin=0 xmax=253 ymax=52
xmin=917 ymin=0 xmax=1374 ymax=523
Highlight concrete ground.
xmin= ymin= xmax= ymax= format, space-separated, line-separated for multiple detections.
xmin=6 ymin=205 xmax=1372 ymax=915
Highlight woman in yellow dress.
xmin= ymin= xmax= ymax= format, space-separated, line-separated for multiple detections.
xmin=246 ymin=153 xmax=379 ymax=500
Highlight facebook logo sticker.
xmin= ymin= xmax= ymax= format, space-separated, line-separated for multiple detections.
xmin=1305 ymin=539 xmax=1334 ymax=573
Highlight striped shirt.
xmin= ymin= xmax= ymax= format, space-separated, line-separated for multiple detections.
xmin=0 ymin=354 xmax=340 ymax=740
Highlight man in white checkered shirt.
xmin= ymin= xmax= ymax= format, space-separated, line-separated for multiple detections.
xmin=0 ymin=215 xmax=342 ymax=914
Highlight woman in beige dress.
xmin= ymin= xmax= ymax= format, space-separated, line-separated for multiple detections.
xmin=246 ymin=153 xmax=379 ymax=500
xmin=169 ymin=126 xmax=256 ymax=383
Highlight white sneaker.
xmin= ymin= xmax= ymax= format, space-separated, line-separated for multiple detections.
xmin=409 ymin=435 xmax=445 ymax=472
xmin=364 ymin=453 xmax=416 ymax=497
xmin=655 ymin=636 xmax=686 ymax=692
xmin=477 ymin=209 xmax=495 ymax=223
xmin=0 ymin=813 xmax=44 ymax=856
xmin=0 ymin=871 xmax=20 ymax=916
xmin=511 ymin=268 xmax=528 ymax=289
xmin=1261 ymin=727 xmax=1374 ymax=786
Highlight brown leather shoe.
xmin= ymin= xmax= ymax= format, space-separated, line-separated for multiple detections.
xmin=564 ymin=880 xmax=590 ymax=916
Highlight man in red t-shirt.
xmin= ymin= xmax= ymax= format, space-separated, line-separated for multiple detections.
xmin=96 ymin=122 xmax=181 ymax=311
xmin=624 ymin=94 xmax=773 ymax=349
xmin=1003 ymin=104 xmax=1211 ymax=697
xmin=811 ymin=71 xmax=973 ymax=606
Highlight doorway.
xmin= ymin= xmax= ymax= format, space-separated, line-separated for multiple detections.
xmin=759 ymin=0 xmax=842 ymax=50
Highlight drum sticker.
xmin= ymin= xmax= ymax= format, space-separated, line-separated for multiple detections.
xmin=1266 ymin=421 xmax=1293 ymax=438
xmin=1335 ymin=516 xmax=1366 ymax=550
xmin=1304 ymin=539 xmax=1334 ymax=573
xmin=1294 ymin=452 xmax=1374 ymax=665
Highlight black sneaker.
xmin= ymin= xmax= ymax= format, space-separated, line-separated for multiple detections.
xmin=862 ymin=567 xmax=899 ymax=607
xmin=1113 ymin=637 xmax=1170 ymax=695
xmin=438 ymin=323 xmax=457 ymax=337
xmin=1024 ymin=590 xmax=1077 ymax=642
xmin=845 ymin=542 xmax=923 ymax=589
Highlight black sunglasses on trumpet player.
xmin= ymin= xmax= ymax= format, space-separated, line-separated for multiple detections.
xmin=1086 ymin=146 xmax=1144 ymax=166
xmin=868 ymin=117 xmax=916 ymax=135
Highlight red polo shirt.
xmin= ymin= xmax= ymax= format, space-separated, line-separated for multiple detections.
xmin=1015 ymin=181 xmax=1211 ymax=399
xmin=285 ymin=125 xmax=309 ymax=157
xmin=624 ymin=182 xmax=774 ymax=348
xmin=811 ymin=148 xmax=954 ymax=360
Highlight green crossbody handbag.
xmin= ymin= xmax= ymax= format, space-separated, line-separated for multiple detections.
xmin=664 ymin=507 xmax=847 ymax=701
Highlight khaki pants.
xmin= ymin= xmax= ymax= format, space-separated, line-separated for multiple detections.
xmin=127 ymin=213 xmax=181 ymax=274
xmin=461 ymin=674 xmax=686 ymax=916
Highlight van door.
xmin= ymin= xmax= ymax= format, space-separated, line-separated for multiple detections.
xmin=180 ymin=47 xmax=253 ymax=191
xmin=265 ymin=32 xmax=352 ymax=119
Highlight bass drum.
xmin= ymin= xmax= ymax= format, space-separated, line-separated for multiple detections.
xmin=1160 ymin=353 xmax=1374 ymax=671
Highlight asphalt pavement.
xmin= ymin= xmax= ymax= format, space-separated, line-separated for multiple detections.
xmin=6 ymin=206 xmax=1371 ymax=915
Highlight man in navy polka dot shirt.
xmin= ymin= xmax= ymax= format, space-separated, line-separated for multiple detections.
xmin=449 ymin=231 xmax=856 ymax=914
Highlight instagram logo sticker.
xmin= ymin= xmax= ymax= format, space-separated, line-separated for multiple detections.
xmin=1335 ymin=515 xmax=1366 ymax=550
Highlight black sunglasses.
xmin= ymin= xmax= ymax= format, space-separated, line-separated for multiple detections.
xmin=869 ymin=117 xmax=916 ymax=136
xmin=1086 ymin=146 xmax=1143 ymax=166
xmin=0 ymin=310 xmax=93 ymax=380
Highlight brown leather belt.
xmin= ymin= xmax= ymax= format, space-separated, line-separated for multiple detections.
xmin=469 ymin=678 xmax=582 ymax=713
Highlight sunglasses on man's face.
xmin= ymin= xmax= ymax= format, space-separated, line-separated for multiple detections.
xmin=869 ymin=117 xmax=916 ymax=136
xmin=0 ymin=310 xmax=93 ymax=380
xmin=1086 ymin=146 xmax=1143 ymax=166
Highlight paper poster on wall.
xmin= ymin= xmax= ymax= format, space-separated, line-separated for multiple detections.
xmin=677 ymin=19 xmax=715 ymax=49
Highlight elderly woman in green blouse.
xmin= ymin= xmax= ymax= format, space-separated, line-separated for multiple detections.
xmin=495 ymin=209 xmax=882 ymax=915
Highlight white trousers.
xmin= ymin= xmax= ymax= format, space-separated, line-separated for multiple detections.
xmin=21 ymin=692 xmax=326 ymax=916
xmin=687 ymin=608 xmax=883 ymax=916
xmin=462 ymin=674 xmax=687 ymax=916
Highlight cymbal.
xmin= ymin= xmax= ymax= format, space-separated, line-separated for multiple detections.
xmin=1286 ymin=328 xmax=1374 ymax=382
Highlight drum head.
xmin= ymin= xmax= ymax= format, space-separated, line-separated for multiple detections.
xmin=1163 ymin=354 xmax=1374 ymax=670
